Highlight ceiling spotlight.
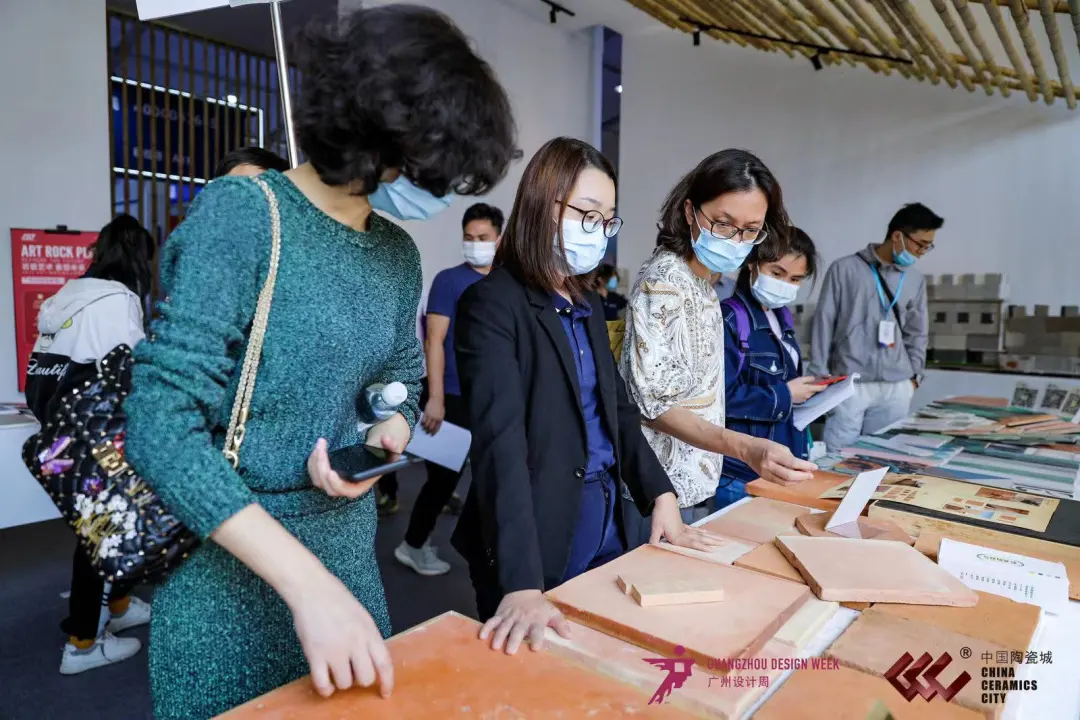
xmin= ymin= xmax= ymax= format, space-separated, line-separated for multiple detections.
xmin=693 ymin=29 xmax=701 ymax=47
xmin=615 ymin=84 xmax=623 ymax=94
xmin=810 ymin=52 xmax=823 ymax=71
xmin=226 ymin=94 xmax=238 ymax=104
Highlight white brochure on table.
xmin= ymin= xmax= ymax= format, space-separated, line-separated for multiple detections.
xmin=793 ymin=373 xmax=860 ymax=430
xmin=938 ymin=538 xmax=1067 ymax=615
xmin=405 ymin=421 xmax=472 ymax=472
xmin=824 ymin=466 xmax=888 ymax=538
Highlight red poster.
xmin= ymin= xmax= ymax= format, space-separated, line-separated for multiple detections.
xmin=10 ymin=228 xmax=98 ymax=392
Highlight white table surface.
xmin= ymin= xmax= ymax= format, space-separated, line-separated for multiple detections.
xmin=692 ymin=497 xmax=1080 ymax=719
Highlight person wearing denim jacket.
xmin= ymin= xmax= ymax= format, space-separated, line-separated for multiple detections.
xmin=715 ymin=228 xmax=823 ymax=508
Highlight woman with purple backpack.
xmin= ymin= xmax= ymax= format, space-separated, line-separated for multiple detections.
xmin=715 ymin=227 xmax=825 ymax=508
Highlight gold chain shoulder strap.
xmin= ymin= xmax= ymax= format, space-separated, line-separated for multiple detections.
xmin=222 ymin=176 xmax=282 ymax=468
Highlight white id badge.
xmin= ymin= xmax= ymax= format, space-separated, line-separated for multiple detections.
xmin=878 ymin=320 xmax=897 ymax=347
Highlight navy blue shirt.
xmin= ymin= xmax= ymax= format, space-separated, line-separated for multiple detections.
xmin=551 ymin=293 xmax=615 ymax=475
xmin=427 ymin=263 xmax=485 ymax=396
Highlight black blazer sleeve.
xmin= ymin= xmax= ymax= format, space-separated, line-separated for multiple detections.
xmin=455 ymin=282 xmax=545 ymax=594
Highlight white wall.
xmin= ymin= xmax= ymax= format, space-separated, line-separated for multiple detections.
xmin=340 ymin=0 xmax=594 ymax=314
xmin=618 ymin=32 xmax=1080 ymax=309
xmin=0 ymin=0 xmax=111 ymax=402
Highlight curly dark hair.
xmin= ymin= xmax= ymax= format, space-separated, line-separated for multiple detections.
xmin=293 ymin=4 xmax=517 ymax=197
xmin=656 ymin=149 xmax=792 ymax=260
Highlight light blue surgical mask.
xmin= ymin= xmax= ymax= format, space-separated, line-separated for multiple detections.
xmin=892 ymin=234 xmax=917 ymax=267
xmin=558 ymin=219 xmax=608 ymax=275
xmin=606 ymin=276 xmax=618 ymax=291
xmin=691 ymin=218 xmax=754 ymax=274
xmin=368 ymin=175 xmax=453 ymax=221
xmin=751 ymin=271 xmax=799 ymax=309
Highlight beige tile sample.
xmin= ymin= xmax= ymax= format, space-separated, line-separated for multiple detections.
xmin=775 ymin=535 xmax=979 ymax=606
xmin=825 ymin=612 xmax=1009 ymax=716
xmin=795 ymin=511 xmax=914 ymax=544
xmin=547 ymin=545 xmax=810 ymax=667
xmin=755 ymin=665 xmax=985 ymax=720
xmin=702 ymin=498 xmax=813 ymax=545
xmin=650 ymin=536 xmax=757 ymax=566
xmin=773 ymin=596 xmax=840 ymax=649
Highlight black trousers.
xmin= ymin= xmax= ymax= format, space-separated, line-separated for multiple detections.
xmin=61 ymin=547 xmax=133 ymax=640
xmin=404 ymin=392 xmax=468 ymax=549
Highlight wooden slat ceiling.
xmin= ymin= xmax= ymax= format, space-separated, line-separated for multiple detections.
xmin=622 ymin=0 xmax=1080 ymax=108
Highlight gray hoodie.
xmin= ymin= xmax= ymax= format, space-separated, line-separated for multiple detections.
xmin=808 ymin=244 xmax=928 ymax=384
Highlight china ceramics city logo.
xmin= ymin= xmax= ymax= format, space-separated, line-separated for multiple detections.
xmin=643 ymin=645 xmax=695 ymax=704
xmin=884 ymin=651 xmax=972 ymax=702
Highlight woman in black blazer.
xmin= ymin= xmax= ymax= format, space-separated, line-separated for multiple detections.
xmin=453 ymin=137 xmax=721 ymax=655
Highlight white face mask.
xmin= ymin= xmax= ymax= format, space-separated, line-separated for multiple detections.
xmin=463 ymin=240 xmax=496 ymax=268
xmin=751 ymin=271 xmax=800 ymax=309
xmin=556 ymin=219 xmax=608 ymax=276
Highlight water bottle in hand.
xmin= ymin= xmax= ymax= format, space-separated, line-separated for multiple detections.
xmin=356 ymin=382 xmax=408 ymax=433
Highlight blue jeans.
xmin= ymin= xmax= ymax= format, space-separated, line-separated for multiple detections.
xmin=713 ymin=478 xmax=748 ymax=510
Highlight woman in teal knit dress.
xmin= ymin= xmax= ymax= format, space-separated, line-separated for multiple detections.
xmin=122 ymin=7 xmax=516 ymax=719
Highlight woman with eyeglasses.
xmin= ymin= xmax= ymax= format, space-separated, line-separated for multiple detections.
xmin=453 ymin=137 xmax=723 ymax=655
xmin=619 ymin=149 xmax=817 ymax=547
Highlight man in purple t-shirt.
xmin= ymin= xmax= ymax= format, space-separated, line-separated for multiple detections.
xmin=394 ymin=203 xmax=503 ymax=576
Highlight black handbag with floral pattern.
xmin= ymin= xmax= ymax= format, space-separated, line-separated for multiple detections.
xmin=21 ymin=176 xmax=283 ymax=584
xmin=22 ymin=344 xmax=197 ymax=583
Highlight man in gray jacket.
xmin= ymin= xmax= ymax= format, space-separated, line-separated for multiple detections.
xmin=810 ymin=203 xmax=943 ymax=450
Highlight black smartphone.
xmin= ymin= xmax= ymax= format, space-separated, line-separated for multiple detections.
xmin=328 ymin=443 xmax=418 ymax=483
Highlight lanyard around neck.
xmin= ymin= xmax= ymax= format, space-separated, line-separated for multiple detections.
xmin=871 ymin=264 xmax=905 ymax=314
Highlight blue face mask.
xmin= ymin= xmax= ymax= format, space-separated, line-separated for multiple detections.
xmin=751 ymin=271 xmax=799 ymax=309
xmin=892 ymin=234 xmax=917 ymax=267
xmin=691 ymin=219 xmax=754 ymax=274
xmin=368 ymin=175 xmax=453 ymax=221
xmin=606 ymin=277 xmax=618 ymax=291
xmin=558 ymin=220 xmax=608 ymax=275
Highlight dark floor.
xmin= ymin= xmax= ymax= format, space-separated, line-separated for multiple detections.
xmin=0 ymin=465 xmax=474 ymax=720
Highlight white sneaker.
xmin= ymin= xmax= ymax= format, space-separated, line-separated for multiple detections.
xmin=59 ymin=632 xmax=142 ymax=675
xmin=107 ymin=596 xmax=151 ymax=633
xmin=394 ymin=540 xmax=451 ymax=576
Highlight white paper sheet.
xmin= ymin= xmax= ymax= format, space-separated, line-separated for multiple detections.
xmin=938 ymin=538 xmax=1067 ymax=615
xmin=793 ymin=373 xmax=860 ymax=430
xmin=405 ymin=421 xmax=472 ymax=472
xmin=824 ymin=466 xmax=888 ymax=536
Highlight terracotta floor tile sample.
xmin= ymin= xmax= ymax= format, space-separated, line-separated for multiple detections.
xmin=702 ymin=498 xmax=816 ymax=545
xmin=217 ymin=612 xmax=696 ymax=719
xmin=776 ymin=535 xmax=979 ymax=606
xmin=546 ymin=545 xmax=811 ymax=667
xmin=755 ymin=665 xmax=984 ymax=720
xmin=546 ymin=621 xmax=787 ymax=719
xmin=773 ymin=596 xmax=840 ymax=649
xmin=867 ymin=591 xmax=1041 ymax=652
xmin=795 ymin=512 xmax=914 ymax=545
xmin=825 ymin=612 xmax=1008 ymax=716
xmin=650 ymin=536 xmax=757 ymax=566
xmin=745 ymin=471 xmax=850 ymax=511
xmin=733 ymin=539 xmax=805 ymax=584
xmin=915 ymin=530 xmax=1080 ymax=600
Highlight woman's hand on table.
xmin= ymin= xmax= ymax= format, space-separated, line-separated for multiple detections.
xmin=480 ymin=589 xmax=571 ymax=655
xmin=288 ymin=571 xmax=394 ymax=699
xmin=743 ymin=437 xmax=816 ymax=486
xmin=307 ymin=414 xmax=411 ymax=499
xmin=648 ymin=492 xmax=727 ymax=550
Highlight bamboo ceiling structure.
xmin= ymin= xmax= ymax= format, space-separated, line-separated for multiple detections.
xmin=622 ymin=0 xmax=1080 ymax=108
